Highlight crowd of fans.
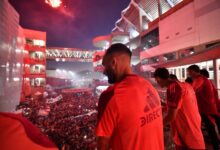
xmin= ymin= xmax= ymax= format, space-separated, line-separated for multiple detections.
xmin=17 ymin=91 xmax=98 ymax=150
xmin=16 ymin=88 xmax=176 ymax=150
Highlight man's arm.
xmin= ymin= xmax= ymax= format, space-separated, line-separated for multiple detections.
xmin=165 ymin=82 xmax=182 ymax=126
xmin=97 ymin=136 xmax=111 ymax=150
xmin=96 ymin=94 xmax=118 ymax=150
xmin=163 ymin=107 xmax=178 ymax=126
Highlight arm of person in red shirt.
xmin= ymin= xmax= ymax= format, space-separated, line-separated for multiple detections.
xmin=96 ymin=96 xmax=118 ymax=150
xmin=163 ymin=82 xmax=182 ymax=126
xmin=97 ymin=136 xmax=110 ymax=150
xmin=163 ymin=108 xmax=178 ymax=126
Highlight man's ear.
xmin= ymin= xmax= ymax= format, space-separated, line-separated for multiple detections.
xmin=111 ymin=57 xmax=117 ymax=67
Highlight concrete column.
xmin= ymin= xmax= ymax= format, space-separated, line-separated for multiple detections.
xmin=157 ymin=0 xmax=162 ymax=17
xmin=213 ymin=59 xmax=219 ymax=89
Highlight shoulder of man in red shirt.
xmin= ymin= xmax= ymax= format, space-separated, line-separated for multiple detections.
xmin=193 ymin=75 xmax=217 ymax=114
xmin=97 ymin=85 xmax=115 ymax=121
xmin=97 ymin=75 xmax=148 ymax=120
xmin=166 ymin=81 xmax=182 ymax=109
xmin=209 ymin=80 xmax=220 ymax=111
xmin=192 ymin=75 xmax=205 ymax=91
xmin=193 ymin=75 xmax=215 ymax=99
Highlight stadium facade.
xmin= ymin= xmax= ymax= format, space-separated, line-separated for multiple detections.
xmin=22 ymin=29 xmax=47 ymax=100
xmin=93 ymin=0 xmax=220 ymax=91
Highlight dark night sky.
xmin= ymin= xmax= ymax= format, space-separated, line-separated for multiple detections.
xmin=9 ymin=0 xmax=130 ymax=50
xmin=9 ymin=0 xmax=130 ymax=72
xmin=10 ymin=0 xmax=130 ymax=72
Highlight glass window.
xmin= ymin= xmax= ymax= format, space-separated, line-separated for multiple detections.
xmin=182 ymin=68 xmax=185 ymax=78
xmin=149 ymin=56 xmax=160 ymax=64
xmin=141 ymin=58 xmax=149 ymax=65
xmin=26 ymin=38 xmax=33 ymax=45
xmin=141 ymin=28 xmax=159 ymax=50
xmin=217 ymin=59 xmax=220 ymax=91
xmin=33 ymin=40 xmax=45 ymax=46
xmin=164 ymin=52 xmax=177 ymax=61
xmin=179 ymin=48 xmax=195 ymax=58
xmin=31 ymin=78 xmax=45 ymax=87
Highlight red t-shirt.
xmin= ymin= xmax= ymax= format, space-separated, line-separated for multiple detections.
xmin=210 ymin=80 xmax=220 ymax=111
xmin=192 ymin=75 xmax=217 ymax=115
xmin=0 ymin=113 xmax=57 ymax=150
xmin=167 ymin=81 xmax=205 ymax=149
xmin=96 ymin=75 xmax=164 ymax=150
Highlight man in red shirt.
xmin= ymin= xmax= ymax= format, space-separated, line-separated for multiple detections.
xmin=187 ymin=65 xmax=220 ymax=149
xmin=154 ymin=68 xmax=205 ymax=150
xmin=96 ymin=44 xmax=164 ymax=150
xmin=200 ymin=69 xmax=220 ymax=112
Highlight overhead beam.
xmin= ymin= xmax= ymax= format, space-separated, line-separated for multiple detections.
xmin=132 ymin=1 xmax=154 ymax=22
xmin=166 ymin=0 xmax=175 ymax=7
xmin=122 ymin=15 xmax=139 ymax=32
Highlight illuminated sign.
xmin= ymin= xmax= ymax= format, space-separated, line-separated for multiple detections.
xmin=46 ymin=48 xmax=94 ymax=62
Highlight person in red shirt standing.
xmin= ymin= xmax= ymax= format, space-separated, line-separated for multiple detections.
xmin=200 ymin=69 xmax=220 ymax=112
xmin=154 ymin=68 xmax=205 ymax=150
xmin=96 ymin=44 xmax=164 ymax=150
xmin=187 ymin=65 xmax=220 ymax=150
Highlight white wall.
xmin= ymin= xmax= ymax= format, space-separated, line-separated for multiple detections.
xmin=0 ymin=0 xmax=24 ymax=112
xmin=195 ymin=0 xmax=220 ymax=44
xmin=141 ymin=0 xmax=220 ymax=59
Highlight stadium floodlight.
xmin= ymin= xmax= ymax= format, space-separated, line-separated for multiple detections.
xmin=130 ymin=29 xmax=139 ymax=39
xmin=190 ymin=51 xmax=195 ymax=55
xmin=13 ymin=77 xmax=20 ymax=82
xmin=16 ymin=63 xmax=21 ymax=67
xmin=15 ymin=49 xmax=21 ymax=53
xmin=56 ymin=69 xmax=60 ymax=72
xmin=70 ymin=71 xmax=75 ymax=76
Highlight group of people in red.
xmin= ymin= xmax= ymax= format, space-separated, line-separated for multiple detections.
xmin=96 ymin=43 xmax=220 ymax=150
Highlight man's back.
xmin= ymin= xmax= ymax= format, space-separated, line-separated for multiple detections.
xmin=96 ymin=75 xmax=164 ymax=150
xmin=192 ymin=75 xmax=217 ymax=114
xmin=167 ymin=81 xmax=205 ymax=149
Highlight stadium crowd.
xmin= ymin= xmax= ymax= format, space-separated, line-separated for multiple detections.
xmin=18 ymin=91 xmax=98 ymax=150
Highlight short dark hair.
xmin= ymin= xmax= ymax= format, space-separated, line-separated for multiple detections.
xmin=154 ymin=68 xmax=169 ymax=79
xmin=185 ymin=77 xmax=193 ymax=84
xmin=200 ymin=69 xmax=209 ymax=78
xmin=169 ymin=74 xmax=178 ymax=80
xmin=187 ymin=65 xmax=200 ymax=73
xmin=105 ymin=43 xmax=132 ymax=58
